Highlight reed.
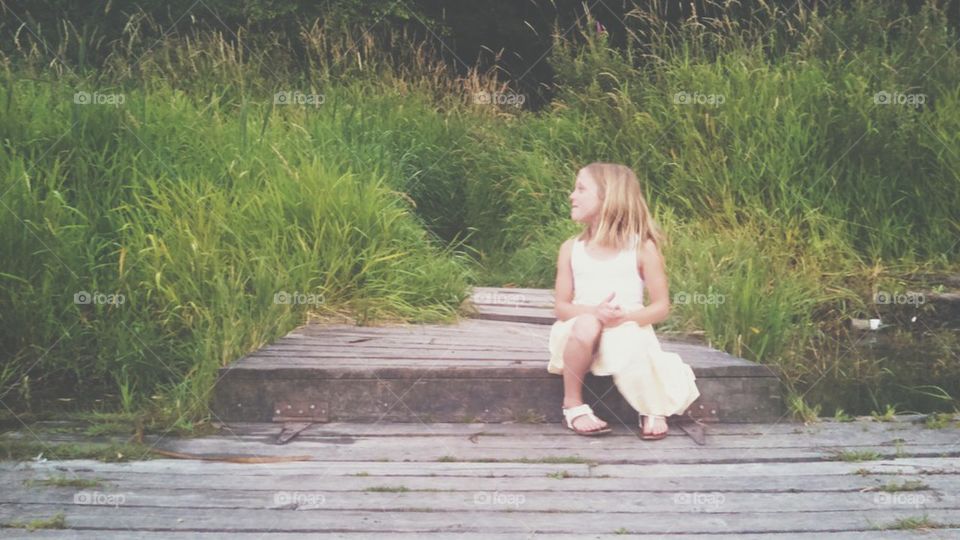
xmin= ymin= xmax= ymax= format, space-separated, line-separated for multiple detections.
xmin=1 ymin=0 xmax=957 ymax=422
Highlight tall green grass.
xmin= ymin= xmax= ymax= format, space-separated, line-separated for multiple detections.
xmin=1 ymin=0 xmax=957 ymax=421
xmin=0 ymin=75 xmax=475 ymax=425
xmin=468 ymin=0 xmax=958 ymax=410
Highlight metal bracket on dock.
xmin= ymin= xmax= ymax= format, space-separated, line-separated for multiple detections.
xmin=271 ymin=401 xmax=330 ymax=445
xmin=675 ymin=401 xmax=720 ymax=446
xmin=683 ymin=401 xmax=720 ymax=423
xmin=272 ymin=401 xmax=330 ymax=423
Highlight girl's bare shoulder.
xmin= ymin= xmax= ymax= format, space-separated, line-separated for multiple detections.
xmin=560 ymin=234 xmax=582 ymax=251
xmin=636 ymin=237 xmax=664 ymax=270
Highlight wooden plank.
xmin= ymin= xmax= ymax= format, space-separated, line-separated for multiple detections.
xmin=291 ymin=321 xmax=547 ymax=335
xmin=473 ymin=286 xmax=558 ymax=296
xmin=287 ymin=327 xmax=550 ymax=341
xmin=2 ymin=504 xmax=959 ymax=534
xmin=20 ymin=420 xmax=960 ymax=450
xmin=202 ymin=420 xmax=946 ymax=437
xmin=471 ymin=305 xmax=556 ymax=324
xmin=227 ymin=349 xmax=770 ymax=376
xmin=6 ymin=469 xmax=960 ymax=494
xmin=5 ymin=456 xmax=959 ymax=478
xmin=0 ymin=459 xmax=592 ymax=477
xmin=472 ymin=285 xmax=557 ymax=295
xmin=254 ymin=341 xmax=740 ymax=360
xmin=204 ymin=429 xmax=960 ymax=449
xmin=230 ymin=353 xmax=766 ymax=374
xmin=246 ymin=349 xmax=550 ymax=360
xmin=142 ymin=428 xmax=960 ymax=451
xmin=263 ymin=340 xmax=549 ymax=353
xmin=140 ymin=441 xmax=960 ymax=464
xmin=7 ymin=531 xmax=960 ymax=540
xmin=4 ymin=486 xmax=958 ymax=514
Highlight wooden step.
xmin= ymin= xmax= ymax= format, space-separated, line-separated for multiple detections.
xmin=212 ymin=289 xmax=783 ymax=424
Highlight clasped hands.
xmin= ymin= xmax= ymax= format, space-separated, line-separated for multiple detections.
xmin=593 ymin=292 xmax=628 ymax=328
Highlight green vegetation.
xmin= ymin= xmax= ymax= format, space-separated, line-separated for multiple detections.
xmin=364 ymin=485 xmax=410 ymax=493
xmin=871 ymin=405 xmax=900 ymax=422
xmin=832 ymin=408 xmax=855 ymax=422
xmin=874 ymin=479 xmax=929 ymax=492
xmin=1 ymin=512 xmax=66 ymax=531
xmin=832 ymin=449 xmax=882 ymax=462
xmin=881 ymin=514 xmax=945 ymax=530
xmin=924 ymin=412 xmax=959 ymax=429
xmin=788 ymin=393 xmax=823 ymax=423
xmin=23 ymin=476 xmax=101 ymax=488
xmin=0 ymin=438 xmax=153 ymax=462
xmin=0 ymin=0 xmax=957 ymax=430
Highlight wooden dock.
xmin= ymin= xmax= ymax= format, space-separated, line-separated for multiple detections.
xmin=3 ymin=287 xmax=959 ymax=536
xmin=2 ymin=418 xmax=960 ymax=536
xmin=211 ymin=288 xmax=782 ymax=424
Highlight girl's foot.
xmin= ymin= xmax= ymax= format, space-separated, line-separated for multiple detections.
xmin=641 ymin=415 xmax=668 ymax=439
xmin=563 ymin=402 xmax=609 ymax=433
xmin=571 ymin=413 xmax=609 ymax=433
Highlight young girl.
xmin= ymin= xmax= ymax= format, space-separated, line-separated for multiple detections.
xmin=548 ymin=162 xmax=701 ymax=439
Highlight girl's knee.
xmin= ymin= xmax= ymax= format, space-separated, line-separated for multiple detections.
xmin=570 ymin=314 xmax=602 ymax=343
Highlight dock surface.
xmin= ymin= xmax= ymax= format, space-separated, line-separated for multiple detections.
xmin=3 ymin=288 xmax=958 ymax=536
xmin=2 ymin=418 xmax=960 ymax=537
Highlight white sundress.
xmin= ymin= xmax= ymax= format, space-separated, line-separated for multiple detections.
xmin=548 ymin=236 xmax=701 ymax=417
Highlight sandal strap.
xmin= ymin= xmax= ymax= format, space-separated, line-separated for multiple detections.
xmin=563 ymin=404 xmax=597 ymax=428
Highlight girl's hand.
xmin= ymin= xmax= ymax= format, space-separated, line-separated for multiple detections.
xmin=594 ymin=292 xmax=625 ymax=327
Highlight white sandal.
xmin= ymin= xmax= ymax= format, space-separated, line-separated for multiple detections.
xmin=563 ymin=404 xmax=612 ymax=436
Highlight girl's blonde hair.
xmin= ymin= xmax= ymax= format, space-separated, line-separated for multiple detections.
xmin=576 ymin=162 xmax=665 ymax=250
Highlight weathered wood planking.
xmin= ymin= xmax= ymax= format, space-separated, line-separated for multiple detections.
xmin=4 ymin=487 xmax=959 ymax=514
xmin=5 ymin=453 xmax=960 ymax=478
xmin=213 ymin=310 xmax=782 ymax=423
xmin=2 ymin=417 xmax=958 ymax=537
xmin=10 ymin=419 xmax=960 ymax=465
xmin=2 ymin=503 xmax=959 ymax=535
xmin=466 ymin=287 xmax=556 ymax=323
xmin=4 ymin=533 xmax=959 ymax=540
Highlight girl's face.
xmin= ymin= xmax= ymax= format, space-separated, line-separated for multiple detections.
xmin=570 ymin=169 xmax=602 ymax=223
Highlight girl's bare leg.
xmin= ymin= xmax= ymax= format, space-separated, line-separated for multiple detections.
xmin=562 ymin=314 xmax=607 ymax=432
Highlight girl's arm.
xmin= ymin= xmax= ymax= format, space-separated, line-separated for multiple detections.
xmin=623 ymin=238 xmax=671 ymax=326
xmin=553 ymin=239 xmax=598 ymax=321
